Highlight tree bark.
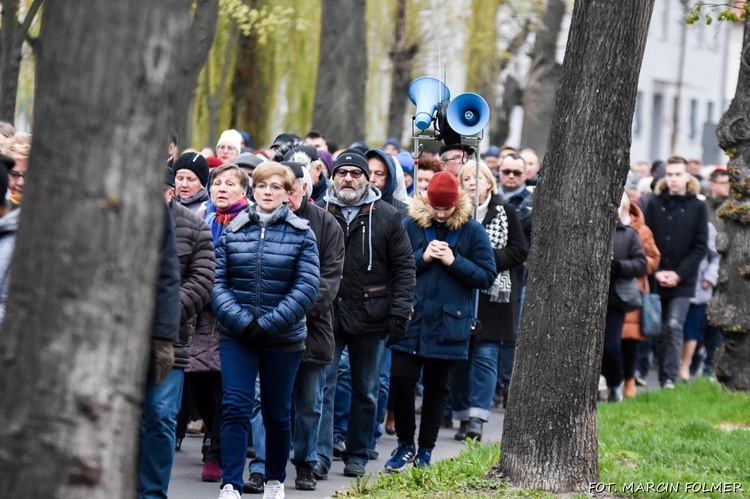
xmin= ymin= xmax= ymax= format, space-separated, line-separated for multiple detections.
xmin=0 ymin=0 xmax=42 ymax=123
xmin=519 ymin=0 xmax=565 ymax=157
xmin=173 ymin=0 xmax=219 ymax=149
xmin=312 ymin=0 xmax=367 ymax=146
xmin=0 ymin=1 xmax=192 ymax=496
xmin=710 ymin=14 xmax=750 ymax=392
xmin=495 ymin=0 xmax=654 ymax=492
xmin=386 ymin=0 xmax=419 ymax=142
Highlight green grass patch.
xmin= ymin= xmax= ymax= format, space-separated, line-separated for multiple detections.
xmin=332 ymin=439 xmax=554 ymax=498
xmin=598 ymin=378 xmax=750 ymax=498
xmin=339 ymin=380 xmax=750 ymax=498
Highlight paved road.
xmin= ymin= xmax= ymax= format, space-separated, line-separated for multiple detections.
xmin=168 ymin=405 xmax=507 ymax=499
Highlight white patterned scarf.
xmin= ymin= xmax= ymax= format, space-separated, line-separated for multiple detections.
xmin=482 ymin=205 xmax=511 ymax=303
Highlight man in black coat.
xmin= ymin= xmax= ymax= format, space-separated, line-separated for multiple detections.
xmin=281 ymin=162 xmax=345 ymax=491
xmin=317 ymin=150 xmax=415 ymax=478
xmin=645 ymin=155 xmax=708 ymax=389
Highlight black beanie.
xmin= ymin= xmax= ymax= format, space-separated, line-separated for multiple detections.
xmin=0 ymin=154 xmax=14 ymax=203
xmin=333 ymin=149 xmax=370 ymax=180
xmin=172 ymin=152 xmax=209 ymax=187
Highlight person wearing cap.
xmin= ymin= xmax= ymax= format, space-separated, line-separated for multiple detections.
xmin=138 ymin=168 xmax=215 ymax=497
xmin=270 ymin=132 xmax=303 ymax=162
xmin=173 ymin=152 xmax=210 ymax=212
xmin=396 ymin=151 xmax=415 ymax=195
xmin=316 ymin=149 xmax=415 ymax=479
xmin=235 ymin=151 xmax=265 ymax=199
xmin=215 ymin=129 xmax=243 ymax=165
xmin=0 ymin=154 xmax=19 ymax=324
xmin=385 ymin=171 xmax=495 ymax=472
xmin=284 ymin=144 xmax=329 ymax=205
xmin=481 ymin=146 xmax=500 ymax=180
xmin=383 ymin=138 xmax=400 ymax=156
xmin=276 ymin=161 xmax=344 ymax=491
xmin=439 ymin=144 xmax=467 ymax=177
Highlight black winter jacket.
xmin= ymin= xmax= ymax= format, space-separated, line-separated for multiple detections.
xmin=644 ymin=178 xmax=708 ymax=298
xmin=607 ymin=223 xmax=647 ymax=307
xmin=326 ymin=189 xmax=415 ymax=337
xmin=475 ymin=196 xmax=528 ymax=343
xmin=152 ymin=206 xmax=181 ymax=343
xmin=171 ymin=201 xmax=215 ymax=369
xmin=296 ymin=197 xmax=345 ymax=364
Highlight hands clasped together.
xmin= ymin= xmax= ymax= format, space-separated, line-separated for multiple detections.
xmin=422 ymin=240 xmax=455 ymax=267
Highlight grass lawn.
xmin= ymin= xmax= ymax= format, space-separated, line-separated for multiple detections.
xmin=338 ymin=379 xmax=750 ymax=498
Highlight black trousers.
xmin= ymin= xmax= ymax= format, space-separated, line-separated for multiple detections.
xmin=622 ymin=339 xmax=640 ymax=380
xmin=185 ymin=371 xmax=223 ymax=465
xmin=390 ymin=350 xmax=457 ymax=450
xmin=602 ymin=307 xmax=626 ymax=388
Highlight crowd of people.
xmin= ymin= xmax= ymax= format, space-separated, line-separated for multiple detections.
xmin=0 ymin=122 xmax=727 ymax=499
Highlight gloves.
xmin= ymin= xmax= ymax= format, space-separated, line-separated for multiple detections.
xmin=242 ymin=320 xmax=270 ymax=347
xmin=386 ymin=317 xmax=407 ymax=348
xmin=611 ymin=260 xmax=622 ymax=278
xmin=151 ymin=339 xmax=175 ymax=386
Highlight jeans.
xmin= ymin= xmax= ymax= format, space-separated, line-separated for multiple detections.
xmin=292 ymin=362 xmax=327 ymax=466
xmin=656 ymin=296 xmax=691 ymax=385
xmin=139 ymin=368 xmax=184 ymax=499
xmin=602 ymin=307 xmax=626 ymax=388
xmin=316 ymin=357 xmax=339 ymax=472
xmin=372 ymin=343 xmax=392 ymax=443
xmin=636 ymin=336 xmax=655 ymax=377
xmin=332 ymin=347 xmax=351 ymax=437
xmin=450 ymin=339 xmax=500 ymax=422
xmin=219 ymin=341 xmax=302 ymax=490
xmin=390 ymin=351 xmax=457 ymax=450
xmin=324 ymin=333 xmax=384 ymax=468
xmin=249 ymin=375 xmax=265 ymax=474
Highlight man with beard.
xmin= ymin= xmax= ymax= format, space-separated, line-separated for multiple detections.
xmin=314 ymin=150 xmax=415 ymax=478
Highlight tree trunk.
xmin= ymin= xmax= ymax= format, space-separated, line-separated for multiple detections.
xmin=0 ymin=0 xmax=42 ymax=123
xmin=495 ymin=0 xmax=654 ymax=492
xmin=386 ymin=0 xmax=419 ymax=142
xmin=312 ymin=0 xmax=366 ymax=146
xmin=519 ymin=0 xmax=565 ymax=158
xmin=173 ymin=0 xmax=220 ymax=149
xmin=710 ymin=14 xmax=750 ymax=392
xmin=0 ymin=1 xmax=192 ymax=496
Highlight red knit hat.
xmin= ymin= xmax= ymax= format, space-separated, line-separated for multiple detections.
xmin=427 ymin=171 xmax=459 ymax=208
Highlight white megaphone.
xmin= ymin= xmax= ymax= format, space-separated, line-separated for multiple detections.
xmin=408 ymin=77 xmax=450 ymax=131
xmin=446 ymin=92 xmax=490 ymax=136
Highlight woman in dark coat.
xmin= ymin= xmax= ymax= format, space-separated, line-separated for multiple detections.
xmin=385 ymin=172 xmax=496 ymax=472
xmin=211 ymin=162 xmax=319 ymax=499
xmin=450 ymin=161 xmax=528 ymax=441
xmin=603 ymin=193 xmax=647 ymax=402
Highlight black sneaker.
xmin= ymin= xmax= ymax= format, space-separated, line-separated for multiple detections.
xmin=311 ymin=462 xmax=328 ymax=480
xmin=242 ymin=472 xmax=264 ymax=494
xmin=332 ymin=434 xmax=346 ymax=459
xmin=295 ymin=465 xmax=317 ymax=491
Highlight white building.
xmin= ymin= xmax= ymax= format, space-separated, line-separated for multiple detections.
xmin=631 ymin=0 xmax=740 ymax=165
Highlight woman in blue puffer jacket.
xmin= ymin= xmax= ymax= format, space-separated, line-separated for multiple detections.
xmin=210 ymin=162 xmax=320 ymax=499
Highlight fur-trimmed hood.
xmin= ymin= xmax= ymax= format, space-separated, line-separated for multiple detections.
xmin=409 ymin=189 xmax=474 ymax=230
xmin=653 ymin=176 xmax=702 ymax=196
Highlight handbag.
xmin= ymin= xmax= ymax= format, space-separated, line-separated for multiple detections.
xmin=640 ymin=277 xmax=662 ymax=337
xmin=612 ymin=277 xmax=642 ymax=313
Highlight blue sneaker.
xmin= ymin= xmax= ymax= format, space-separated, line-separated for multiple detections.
xmin=414 ymin=447 xmax=432 ymax=468
xmin=384 ymin=441 xmax=416 ymax=472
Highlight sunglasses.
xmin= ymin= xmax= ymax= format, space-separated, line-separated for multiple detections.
xmin=335 ymin=169 xmax=363 ymax=179
xmin=500 ymin=169 xmax=524 ymax=177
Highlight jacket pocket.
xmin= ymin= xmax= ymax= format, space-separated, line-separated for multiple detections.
xmin=363 ymin=285 xmax=390 ymax=322
xmin=438 ymin=305 xmax=472 ymax=344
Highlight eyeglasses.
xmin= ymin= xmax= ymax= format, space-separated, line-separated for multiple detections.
xmin=335 ymin=169 xmax=363 ymax=179
xmin=254 ymin=182 xmax=284 ymax=192
xmin=500 ymin=169 xmax=524 ymax=177
xmin=444 ymin=156 xmax=463 ymax=163
xmin=8 ymin=171 xmax=24 ymax=180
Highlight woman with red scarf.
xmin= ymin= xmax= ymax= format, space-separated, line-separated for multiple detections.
xmin=186 ymin=163 xmax=250 ymax=483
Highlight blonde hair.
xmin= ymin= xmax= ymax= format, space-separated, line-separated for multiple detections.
xmin=458 ymin=160 xmax=498 ymax=196
xmin=2 ymin=131 xmax=31 ymax=161
xmin=252 ymin=162 xmax=295 ymax=192
xmin=619 ymin=191 xmax=631 ymax=218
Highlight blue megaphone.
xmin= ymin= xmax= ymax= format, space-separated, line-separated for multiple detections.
xmin=446 ymin=93 xmax=490 ymax=136
xmin=408 ymin=77 xmax=450 ymax=131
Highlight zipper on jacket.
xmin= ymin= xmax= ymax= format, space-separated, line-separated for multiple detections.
xmin=361 ymin=224 xmax=365 ymax=256
xmin=256 ymin=226 xmax=266 ymax=315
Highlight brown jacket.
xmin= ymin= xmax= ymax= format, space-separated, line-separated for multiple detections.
xmin=622 ymin=203 xmax=660 ymax=340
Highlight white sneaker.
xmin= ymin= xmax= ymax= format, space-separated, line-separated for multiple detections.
xmin=218 ymin=484 xmax=241 ymax=499
xmin=263 ymin=480 xmax=285 ymax=499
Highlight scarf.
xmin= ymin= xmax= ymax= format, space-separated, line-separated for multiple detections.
xmin=481 ymin=205 xmax=511 ymax=303
xmin=8 ymin=192 xmax=22 ymax=208
xmin=210 ymin=198 xmax=248 ymax=245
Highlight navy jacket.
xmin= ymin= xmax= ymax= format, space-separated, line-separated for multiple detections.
xmin=395 ymin=192 xmax=497 ymax=360
xmin=211 ymin=204 xmax=320 ymax=347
